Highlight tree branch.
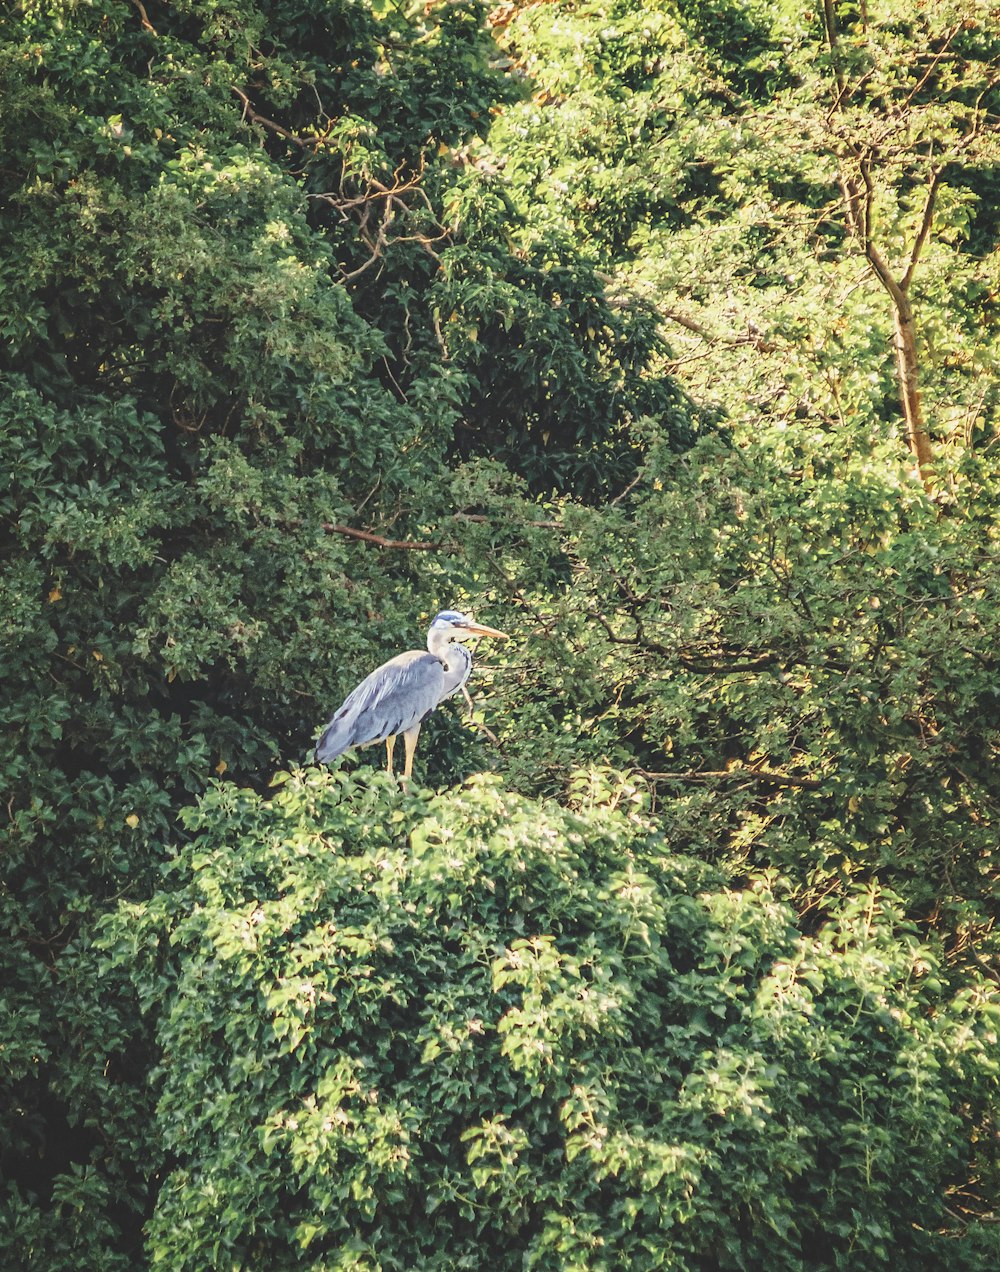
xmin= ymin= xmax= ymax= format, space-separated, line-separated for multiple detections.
xmin=677 ymin=654 xmax=780 ymax=674
xmin=639 ymin=767 xmax=823 ymax=789
xmin=308 ymin=155 xmax=429 ymax=212
xmin=132 ymin=0 xmax=157 ymax=34
xmin=321 ymin=523 xmax=446 ymax=551
xmin=903 ymin=23 xmax=962 ymax=109
xmin=901 ymin=166 xmax=943 ymax=292
xmin=453 ymin=512 xmax=562 ymax=530
xmin=662 ymin=309 xmax=778 ymax=353
xmin=844 ymin=158 xmax=909 ymax=309
xmin=231 ymin=87 xmax=312 ymax=147
xmin=821 ymin=0 xmax=847 ymax=99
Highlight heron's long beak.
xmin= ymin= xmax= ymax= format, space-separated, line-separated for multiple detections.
xmin=462 ymin=620 xmax=509 ymax=639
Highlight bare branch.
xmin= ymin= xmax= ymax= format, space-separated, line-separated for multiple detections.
xmin=307 ymin=156 xmax=449 ymax=279
xmin=453 ymin=512 xmax=562 ymax=530
xmin=321 ymin=523 xmax=445 ymax=551
xmin=639 ymin=767 xmax=823 ymax=789
xmin=308 ymin=155 xmax=430 ymax=212
xmin=231 ymin=87 xmax=315 ymax=147
xmin=662 ymin=309 xmax=779 ymax=353
xmin=610 ymin=472 xmax=643 ymax=507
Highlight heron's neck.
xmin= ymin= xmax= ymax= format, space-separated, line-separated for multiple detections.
xmin=427 ymin=626 xmax=456 ymax=659
xmin=437 ymin=646 xmax=470 ymax=697
xmin=427 ymin=627 xmax=474 ymax=697
xmin=437 ymin=640 xmax=473 ymax=700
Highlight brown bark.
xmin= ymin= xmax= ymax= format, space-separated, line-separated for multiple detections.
xmin=837 ymin=166 xmax=938 ymax=492
xmin=321 ymin=523 xmax=443 ymax=551
xmin=823 ymin=4 xmax=940 ymax=494
xmin=891 ymin=297 xmax=935 ymax=489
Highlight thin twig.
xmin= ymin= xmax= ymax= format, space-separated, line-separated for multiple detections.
xmin=903 ymin=23 xmax=963 ymax=110
xmin=901 ymin=166 xmax=943 ymax=292
xmin=610 ymin=472 xmax=643 ymax=507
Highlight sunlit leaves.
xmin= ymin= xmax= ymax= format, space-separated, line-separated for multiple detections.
xmin=97 ymin=771 xmax=1000 ymax=1269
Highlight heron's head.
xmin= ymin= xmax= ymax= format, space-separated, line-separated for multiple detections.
xmin=429 ymin=610 xmax=509 ymax=645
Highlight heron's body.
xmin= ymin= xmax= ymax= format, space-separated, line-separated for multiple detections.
xmin=314 ymin=611 xmax=506 ymax=782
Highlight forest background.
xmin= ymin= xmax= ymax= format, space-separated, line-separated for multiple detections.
xmin=2 ymin=0 xmax=999 ymax=1267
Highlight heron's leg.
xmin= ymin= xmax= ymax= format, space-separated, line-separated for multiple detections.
xmin=385 ymin=734 xmax=396 ymax=776
xmin=402 ymin=726 xmax=421 ymax=787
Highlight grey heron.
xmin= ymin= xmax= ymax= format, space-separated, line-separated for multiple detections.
xmin=314 ymin=610 xmax=509 ymax=783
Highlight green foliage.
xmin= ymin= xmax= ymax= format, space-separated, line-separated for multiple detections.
xmin=3 ymin=0 xmax=1000 ymax=1263
xmin=489 ymin=427 xmax=1000 ymax=929
xmin=430 ymin=228 xmax=696 ymax=493
xmin=100 ymin=771 xmax=998 ymax=1269
xmin=0 ymin=0 xmax=505 ymax=1258
xmin=488 ymin=0 xmax=706 ymax=260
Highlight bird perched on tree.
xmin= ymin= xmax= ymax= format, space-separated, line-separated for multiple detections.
xmin=314 ymin=610 xmax=509 ymax=784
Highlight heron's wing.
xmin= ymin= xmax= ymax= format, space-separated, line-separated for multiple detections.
xmin=315 ymin=650 xmax=445 ymax=762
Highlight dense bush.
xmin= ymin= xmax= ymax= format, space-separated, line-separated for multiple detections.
xmin=101 ymin=771 xmax=998 ymax=1269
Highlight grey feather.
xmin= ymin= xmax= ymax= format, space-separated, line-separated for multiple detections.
xmin=315 ymin=651 xmax=446 ymax=763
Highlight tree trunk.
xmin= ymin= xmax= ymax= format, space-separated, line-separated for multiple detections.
xmin=891 ymin=294 xmax=935 ymax=492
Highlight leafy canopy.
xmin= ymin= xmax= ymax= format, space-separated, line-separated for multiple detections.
xmin=102 ymin=770 xmax=1000 ymax=1270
